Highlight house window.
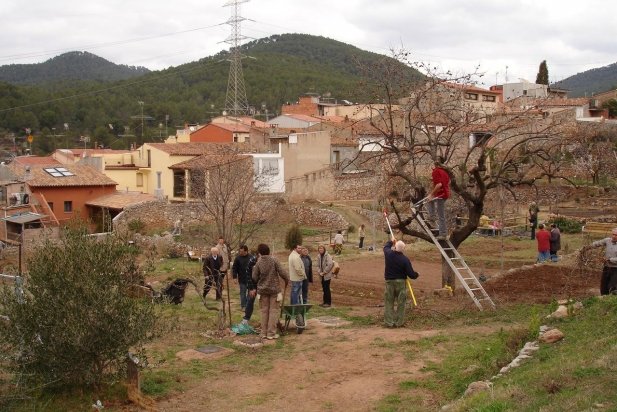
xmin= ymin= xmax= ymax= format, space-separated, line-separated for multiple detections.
xmin=465 ymin=93 xmax=479 ymax=100
xmin=136 ymin=173 xmax=143 ymax=187
xmin=333 ymin=150 xmax=341 ymax=164
xmin=64 ymin=201 xmax=73 ymax=213
xmin=482 ymin=95 xmax=496 ymax=102
xmin=48 ymin=202 xmax=54 ymax=211
xmin=173 ymin=170 xmax=185 ymax=198
xmin=261 ymin=159 xmax=279 ymax=175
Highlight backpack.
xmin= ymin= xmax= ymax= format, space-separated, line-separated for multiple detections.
xmin=332 ymin=260 xmax=340 ymax=277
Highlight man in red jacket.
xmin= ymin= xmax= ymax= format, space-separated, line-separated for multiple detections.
xmin=427 ymin=158 xmax=451 ymax=240
xmin=536 ymin=224 xmax=551 ymax=263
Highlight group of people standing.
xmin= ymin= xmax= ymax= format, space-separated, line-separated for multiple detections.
xmin=202 ymin=238 xmax=336 ymax=340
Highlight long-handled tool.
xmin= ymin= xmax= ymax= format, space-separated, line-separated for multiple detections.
xmin=276 ymin=283 xmax=288 ymax=334
xmin=383 ymin=209 xmax=418 ymax=306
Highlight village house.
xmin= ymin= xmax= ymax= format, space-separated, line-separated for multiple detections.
xmin=1 ymin=162 xmax=119 ymax=237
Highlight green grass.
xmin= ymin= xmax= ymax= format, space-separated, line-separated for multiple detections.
xmin=376 ymin=298 xmax=617 ymax=412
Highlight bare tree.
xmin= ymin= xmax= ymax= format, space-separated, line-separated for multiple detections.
xmin=568 ymin=123 xmax=617 ymax=185
xmin=180 ymin=149 xmax=282 ymax=254
xmin=355 ymin=51 xmax=575 ymax=288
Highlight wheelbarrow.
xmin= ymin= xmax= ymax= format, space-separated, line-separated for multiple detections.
xmin=281 ymin=303 xmax=313 ymax=334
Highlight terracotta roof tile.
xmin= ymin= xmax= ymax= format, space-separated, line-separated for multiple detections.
xmin=169 ymin=154 xmax=251 ymax=170
xmin=145 ymin=142 xmax=229 ymax=156
xmin=85 ymin=191 xmax=158 ymax=210
xmin=12 ymin=156 xmax=61 ymax=166
xmin=13 ymin=164 xmax=118 ymax=188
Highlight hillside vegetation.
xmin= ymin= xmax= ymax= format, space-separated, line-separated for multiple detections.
xmin=0 ymin=51 xmax=150 ymax=85
xmin=553 ymin=61 xmax=617 ymax=97
xmin=0 ymin=34 xmax=421 ymax=154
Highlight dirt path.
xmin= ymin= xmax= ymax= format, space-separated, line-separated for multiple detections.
xmin=148 ymin=253 xmax=601 ymax=411
xmin=154 ymin=317 xmax=506 ymax=412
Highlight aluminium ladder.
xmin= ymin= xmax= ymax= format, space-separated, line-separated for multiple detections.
xmin=409 ymin=200 xmax=496 ymax=311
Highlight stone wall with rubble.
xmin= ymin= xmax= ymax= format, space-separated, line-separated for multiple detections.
xmin=113 ymin=200 xmax=208 ymax=231
xmin=286 ymin=166 xmax=383 ymax=202
xmin=290 ymin=205 xmax=348 ymax=229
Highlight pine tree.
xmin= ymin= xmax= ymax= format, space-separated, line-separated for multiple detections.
xmin=536 ymin=60 xmax=549 ymax=85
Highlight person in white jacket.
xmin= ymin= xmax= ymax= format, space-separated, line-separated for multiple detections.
xmin=288 ymin=244 xmax=306 ymax=305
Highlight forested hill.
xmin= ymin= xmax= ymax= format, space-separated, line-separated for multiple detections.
xmin=0 ymin=51 xmax=150 ymax=85
xmin=0 ymin=34 xmax=421 ymax=154
xmin=553 ymin=62 xmax=617 ymax=97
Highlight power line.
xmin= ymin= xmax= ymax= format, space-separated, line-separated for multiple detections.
xmin=0 ymin=23 xmax=227 ymax=63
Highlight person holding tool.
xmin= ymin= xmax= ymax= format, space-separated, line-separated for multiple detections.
xmin=427 ymin=157 xmax=451 ymax=240
xmin=383 ymin=211 xmax=419 ymax=327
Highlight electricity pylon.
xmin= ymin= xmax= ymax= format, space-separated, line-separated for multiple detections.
xmin=223 ymin=0 xmax=250 ymax=116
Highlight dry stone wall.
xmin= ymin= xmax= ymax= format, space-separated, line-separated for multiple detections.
xmin=290 ymin=205 xmax=348 ymax=229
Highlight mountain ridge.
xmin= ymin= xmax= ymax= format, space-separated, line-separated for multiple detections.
xmin=0 ymin=51 xmax=150 ymax=84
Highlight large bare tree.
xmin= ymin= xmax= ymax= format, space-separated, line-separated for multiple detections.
xmin=175 ymin=149 xmax=282 ymax=255
xmin=355 ymin=51 xmax=576 ymax=288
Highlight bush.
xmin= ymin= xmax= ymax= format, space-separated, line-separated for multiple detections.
xmin=0 ymin=225 xmax=157 ymax=389
xmin=127 ymin=218 xmax=146 ymax=234
xmin=549 ymin=217 xmax=582 ymax=234
xmin=285 ymin=224 xmax=303 ymax=250
xmin=347 ymin=224 xmax=356 ymax=234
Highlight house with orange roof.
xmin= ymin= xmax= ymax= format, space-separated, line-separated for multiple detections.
xmin=190 ymin=122 xmax=251 ymax=143
xmin=168 ymin=154 xmax=254 ymax=200
xmin=3 ymin=163 xmax=118 ymax=236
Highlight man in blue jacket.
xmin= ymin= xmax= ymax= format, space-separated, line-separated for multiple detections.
xmin=383 ymin=235 xmax=419 ymax=327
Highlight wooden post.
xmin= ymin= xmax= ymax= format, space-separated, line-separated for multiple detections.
xmin=126 ymin=353 xmax=140 ymax=392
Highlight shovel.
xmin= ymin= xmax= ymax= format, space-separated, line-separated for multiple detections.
xmin=276 ymin=283 xmax=288 ymax=334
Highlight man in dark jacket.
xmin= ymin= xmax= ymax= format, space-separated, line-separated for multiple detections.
xmin=233 ymin=245 xmax=252 ymax=309
xmin=242 ymin=250 xmax=258 ymax=324
xmin=300 ymin=246 xmax=313 ymax=303
xmin=383 ymin=236 xmax=419 ymax=327
xmin=203 ymin=247 xmax=223 ymax=300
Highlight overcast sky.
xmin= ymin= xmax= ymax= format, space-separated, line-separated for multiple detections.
xmin=1 ymin=0 xmax=616 ymax=87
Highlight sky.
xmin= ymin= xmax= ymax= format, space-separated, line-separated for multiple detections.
xmin=1 ymin=0 xmax=616 ymax=88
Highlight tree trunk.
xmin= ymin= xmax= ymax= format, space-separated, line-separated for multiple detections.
xmin=441 ymin=257 xmax=455 ymax=290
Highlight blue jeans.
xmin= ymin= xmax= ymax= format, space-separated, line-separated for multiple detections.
xmin=243 ymin=292 xmax=255 ymax=321
xmin=239 ymin=282 xmax=247 ymax=308
xmin=290 ymin=281 xmax=303 ymax=305
xmin=302 ymin=279 xmax=309 ymax=303
xmin=427 ymin=198 xmax=447 ymax=236
xmin=537 ymin=250 xmax=550 ymax=263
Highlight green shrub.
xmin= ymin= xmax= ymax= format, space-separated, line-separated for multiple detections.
xmin=128 ymin=218 xmax=146 ymax=233
xmin=285 ymin=224 xmax=303 ymax=250
xmin=0 ymin=225 xmax=157 ymax=389
xmin=549 ymin=216 xmax=582 ymax=234
xmin=347 ymin=224 xmax=356 ymax=234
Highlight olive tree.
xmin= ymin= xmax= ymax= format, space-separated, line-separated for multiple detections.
xmin=0 ymin=225 xmax=156 ymax=389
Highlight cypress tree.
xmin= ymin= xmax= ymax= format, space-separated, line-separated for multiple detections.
xmin=536 ymin=60 xmax=549 ymax=85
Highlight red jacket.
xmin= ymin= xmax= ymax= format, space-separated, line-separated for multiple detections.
xmin=536 ymin=229 xmax=550 ymax=252
xmin=432 ymin=167 xmax=450 ymax=199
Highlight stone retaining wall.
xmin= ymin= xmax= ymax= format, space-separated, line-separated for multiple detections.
xmin=290 ymin=205 xmax=348 ymax=229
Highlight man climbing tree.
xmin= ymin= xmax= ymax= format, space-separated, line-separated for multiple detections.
xmin=354 ymin=50 xmax=574 ymax=289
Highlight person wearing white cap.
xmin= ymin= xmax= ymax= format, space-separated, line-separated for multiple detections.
xmin=383 ymin=235 xmax=419 ymax=327
xmin=590 ymin=228 xmax=617 ymax=295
